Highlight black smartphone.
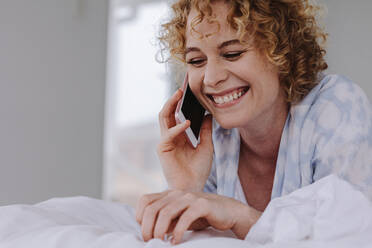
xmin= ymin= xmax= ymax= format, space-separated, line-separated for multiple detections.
xmin=175 ymin=74 xmax=206 ymax=148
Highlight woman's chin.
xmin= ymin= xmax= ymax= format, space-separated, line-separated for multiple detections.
xmin=214 ymin=117 xmax=243 ymax=130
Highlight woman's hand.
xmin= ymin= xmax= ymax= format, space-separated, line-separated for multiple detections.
xmin=157 ymin=89 xmax=214 ymax=191
xmin=135 ymin=190 xmax=262 ymax=245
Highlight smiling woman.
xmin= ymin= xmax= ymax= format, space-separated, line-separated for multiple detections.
xmin=135 ymin=0 xmax=372 ymax=245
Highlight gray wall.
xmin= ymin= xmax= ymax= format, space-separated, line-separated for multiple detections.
xmin=0 ymin=0 xmax=108 ymax=205
xmin=323 ymin=0 xmax=372 ymax=96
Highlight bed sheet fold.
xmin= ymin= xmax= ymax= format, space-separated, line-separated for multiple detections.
xmin=0 ymin=175 xmax=371 ymax=248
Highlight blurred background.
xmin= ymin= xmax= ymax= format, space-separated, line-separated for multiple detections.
xmin=0 ymin=0 xmax=371 ymax=207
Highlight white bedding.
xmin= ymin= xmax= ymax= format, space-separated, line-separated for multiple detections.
xmin=0 ymin=175 xmax=371 ymax=248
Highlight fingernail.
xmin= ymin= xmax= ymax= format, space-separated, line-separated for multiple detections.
xmin=171 ymin=237 xmax=176 ymax=245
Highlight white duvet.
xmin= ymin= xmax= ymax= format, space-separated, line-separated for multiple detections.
xmin=0 ymin=175 xmax=371 ymax=248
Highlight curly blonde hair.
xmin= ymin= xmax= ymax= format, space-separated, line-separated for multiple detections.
xmin=158 ymin=0 xmax=328 ymax=103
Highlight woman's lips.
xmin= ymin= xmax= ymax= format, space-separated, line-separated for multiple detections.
xmin=207 ymin=86 xmax=249 ymax=108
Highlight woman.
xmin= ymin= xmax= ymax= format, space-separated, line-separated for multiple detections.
xmin=136 ymin=0 xmax=372 ymax=245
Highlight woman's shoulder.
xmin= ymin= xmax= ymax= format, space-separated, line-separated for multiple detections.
xmin=302 ymin=75 xmax=372 ymax=199
xmin=299 ymin=73 xmax=370 ymax=108
xmin=289 ymin=73 xmax=372 ymax=153
xmin=319 ymin=74 xmax=368 ymax=102
xmin=291 ymin=74 xmax=372 ymax=124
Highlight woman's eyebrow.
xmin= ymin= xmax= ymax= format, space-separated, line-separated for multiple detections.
xmin=218 ymin=39 xmax=241 ymax=49
xmin=184 ymin=47 xmax=200 ymax=55
xmin=185 ymin=39 xmax=242 ymax=55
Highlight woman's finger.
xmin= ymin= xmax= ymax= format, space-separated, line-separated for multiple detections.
xmin=157 ymin=120 xmax=190 ymax=152
xmin=171 ymin=200 xmax=208 ymax=245
xmin=158 ymin=89 xmax=183 ymax=135
xmin=153 ymin=195 xmax=194 ymax=240
xmin=141 ymin=190 xmax=183 ymax=242
xmin=188 ymin=218 xmax=210 ymax=231
xmin=199 ymin=114 xmax=213 ymax=147
xmin=135 ymin=191 xmax=168 ymax=225
xmin=163 ymin=120 xmax=190 ymax=144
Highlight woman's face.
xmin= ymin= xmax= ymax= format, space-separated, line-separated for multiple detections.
xmin=185 ymin=1 xmax=287 ymax=130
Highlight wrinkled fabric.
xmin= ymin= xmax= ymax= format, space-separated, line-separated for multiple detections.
xmin=1 ymin=176 xmax=372 ymax=248
xmin=245 ymin=175 xmax=372 ymax=245
xmin=204 ymin=74 xmax=372 ymax=202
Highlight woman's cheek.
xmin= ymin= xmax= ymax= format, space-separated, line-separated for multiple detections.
xmin=188 ymin=76 xmax=202 ymax=98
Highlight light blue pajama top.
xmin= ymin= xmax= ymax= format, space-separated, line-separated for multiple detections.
xmin=203 ymin=74 xmax=372 ymax=203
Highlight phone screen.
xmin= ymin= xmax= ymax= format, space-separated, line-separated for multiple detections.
xmin=181 ymin=84 xmax=206 ymax=138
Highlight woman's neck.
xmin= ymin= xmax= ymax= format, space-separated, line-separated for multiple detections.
xmin=238 ymin=101 xmax=289 ymax=168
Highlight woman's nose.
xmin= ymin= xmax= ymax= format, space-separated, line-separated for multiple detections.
xmin=203 ymin=59 xmax=228 ymax=87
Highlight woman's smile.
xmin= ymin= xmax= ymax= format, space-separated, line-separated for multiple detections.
xmin=206 ymin=86 xmax=250 ymax=108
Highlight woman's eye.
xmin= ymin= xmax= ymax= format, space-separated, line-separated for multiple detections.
xmin=223 ymin=51 xmax=245 ymax=60
xmin=186 ymin=58 xmax=206 ymax=66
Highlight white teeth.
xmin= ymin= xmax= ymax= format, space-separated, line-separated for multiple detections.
xmin=211 ymin=88 xmax=248 ymax=104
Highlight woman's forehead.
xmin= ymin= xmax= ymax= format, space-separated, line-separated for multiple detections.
xmin=185 ymin=3 xmax=237 ymax=45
